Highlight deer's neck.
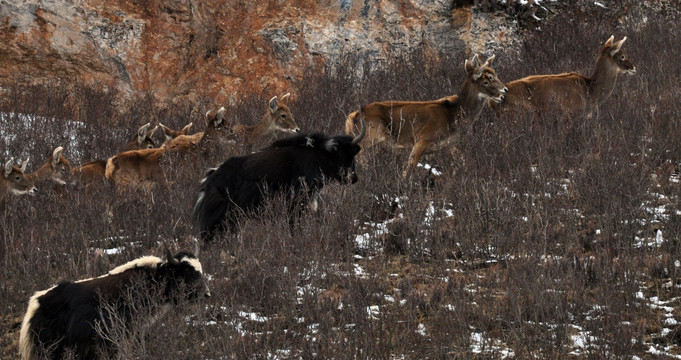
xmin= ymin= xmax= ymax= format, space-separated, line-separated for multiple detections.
xmin=197 ymin=129 xmax=216 ymax=151
xmin=588 ymin=56 xmax=620 ymax=104
xmin=458 ymin=81 xmax=486 ymax=121
xmin=250 ymin=114 xmax=276 ymax=141
xmin=29 ymin=164 xmax=53 ymax=183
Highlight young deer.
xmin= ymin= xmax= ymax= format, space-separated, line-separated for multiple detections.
xmin=491 ymin=35 xmax=636 ymax=118
xmin=1 ymin=158 xmax=37 ymax=203
xmin=26 ymin=146 xmax=75 ymax=193
xmin=346 ymin=54 xmax=507 ymax=177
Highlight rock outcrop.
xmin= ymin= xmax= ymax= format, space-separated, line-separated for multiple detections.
xmin=0 ymin=0 xmax=546 ymax=106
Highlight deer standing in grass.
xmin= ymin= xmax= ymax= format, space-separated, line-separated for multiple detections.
xmin=105 ymin=108 xmax=237 ymax=191
xmin=25 ymin=146 xmax=75 ymax=193
xmin=491 ymin=35 xmax=636 ymax=118
xmin=73 ymin=123 xmax=159 ymax=189
xmin=159 ymin=122 xmax=194 ymax=147
xmin=165 ymin=94 xmax=298 ymax=149
xmin=1 ymin=158 xmax=36 ymax=204
xmin=232 ymin=93 xmax=300 ymax=146
xmin=123 ymin=123 xmax=158 ymax=150
xmin=345 ymin=54 xmax=507 ymax=177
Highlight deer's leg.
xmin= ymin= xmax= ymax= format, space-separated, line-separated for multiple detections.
xmin=404 ymin=139 xmax=431 ymax=178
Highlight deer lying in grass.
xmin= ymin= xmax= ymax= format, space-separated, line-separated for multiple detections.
xmin=25 ymin=146 xmax=75 ymax=193
xmin=105 ymin=108 xmax=237 ymax=191
xmin=491 ymin=35 xmax=636 ymax=118
xmin=1 ymin=158 xmax=37 ymax=204
xmin=345 ymin=54 xmax=507 ymax=177
xmin=165 ymin=94 xmax=298 ymax=149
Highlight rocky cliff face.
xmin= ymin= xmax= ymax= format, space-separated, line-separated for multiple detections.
xmin=0 ymin=0 xmax=536 ymax=106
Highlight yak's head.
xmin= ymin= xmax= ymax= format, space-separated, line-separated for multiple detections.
xmin=306 ymin=120 xmax=366 ymax=184
xmin=160 ymin=243 xmax=210 ymax=303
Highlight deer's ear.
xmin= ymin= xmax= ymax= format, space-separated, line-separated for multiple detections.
xmin=279 ymin=93 xmax=290 ymax=106
xmin=465 ymin=54 xmax=482 ymax=76
xmin=610 ymin=37 xmax=626 ymax=56
xmin=214 ymin=107 xmax=226 ymax=128
xmin=269 ymin=96 xmax=279 ymax=114
xmin=604 ymin=35 xmax=615 ymax=47
xmin=147 ymin=125 xmax=159 ymax=137
xmin=137 ymin=123 xmax=151 ymax=144
xmin=52 ymin=147 xmax=64 ymax=168
xmin=159 ymin=123 xmax=172 ymax=141
xmin=3 ymin=158 xmax=13 ymax=178
xmin=19 ymin=158 xmax=29 ymax=173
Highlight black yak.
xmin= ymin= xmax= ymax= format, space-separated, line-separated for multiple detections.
xmin=193 ymin=122 xmax=366 ymax=240
xmin=19 ymin=245 xmax=209 ymax=360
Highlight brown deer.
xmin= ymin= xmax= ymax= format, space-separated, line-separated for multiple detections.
xmin=25 ymin=146 xmax=75 ymax=193
xmin=73 ymin=124 xmax=160 ymax=188
xmin=232 ymin=93 xmax=299 ymax=145
xmin=166 ymin=94 xmax=298 ymax=149
xmin=1 ymin=158 xmax=37 ymax=203
xmin=159 ymin=122 xmax=194 ymax=147
xmin=345 ymin=54 xmax=507 ymax=177
xmin=105 ymin=107 xmax=237 ymax=191
xmin=71 ymin=159 xmax=108 ymax=188
xmin=123 ymin=123 xmax=158 ymax=151
xmin=491 ymin=35 xmax=636 ymax=118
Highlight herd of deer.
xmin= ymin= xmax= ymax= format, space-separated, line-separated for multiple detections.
xmin=2 ymin=36 xmax=634 ymax=206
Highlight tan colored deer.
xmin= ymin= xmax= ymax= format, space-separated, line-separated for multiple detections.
xmin=159 ymin=122 xmax=194 ymax=147
xmin=1 ymin=158 xmax=37 ymax=203
xmin=72 ymin=124 xmax=160 ymax=188
xmin=123 ymin=123 xmax=158 ymax=151
xmin=345 ymin=54 xmax=507 ymax=177
xmin=491 ymin=35 xmax=636 ymax=118
xmin=25 ymin=146 xmax=75 ymax=193
xmin=232 ymin=93 xmax=299 ymax=145
xmin=72 ymin=159 xmax=108 ymax=188
xmin=165 ymin=94 xmax=298 ymax=149
xmin=105 ymin=107 xmax=237 ymax=191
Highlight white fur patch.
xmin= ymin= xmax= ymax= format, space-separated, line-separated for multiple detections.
xmin=108 ymin=256 xmax=162 ymax=275
xmin=10 ymin=188 xmax=30 ymax=196
xmin=19 ymin=287 xmax=53 ymax=360
xmin=305 ymin=137 xmax=314 ymax=147
xmin=181 ymin=256 xmax=203 ymax=274
xmin=324 ymin=139 xmax=337 ymax=151
xmin=194 ymin=191 xmax=205 ymax=213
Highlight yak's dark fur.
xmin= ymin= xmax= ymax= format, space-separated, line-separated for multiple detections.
xmin=193 ymin=132 xmax=362 ymax=240
xmin=20 ymin=251 xmax=207 ymax=360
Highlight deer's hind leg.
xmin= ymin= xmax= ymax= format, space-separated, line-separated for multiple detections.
xmin=404 ymin=139 xmax=432 ymax=178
